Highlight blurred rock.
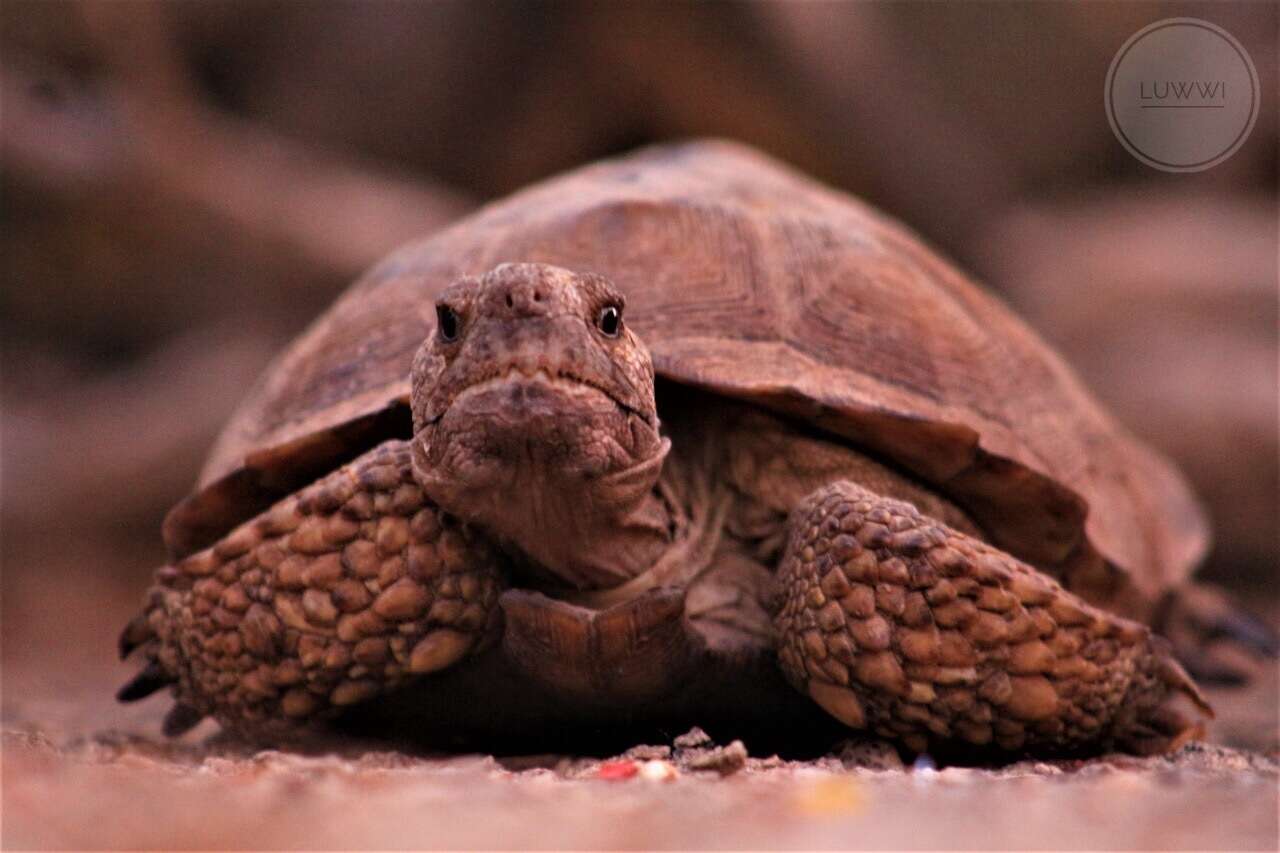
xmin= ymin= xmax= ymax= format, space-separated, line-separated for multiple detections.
xmin=2 ymin=0 xmax=471 ymax=364
xmin=976 ymin=190 xmax=1277 ymax=586
xmin=3 ymin=324 xmax=278 ymax=541
xmin=758 ymin=0 xmax=1276 ymax=263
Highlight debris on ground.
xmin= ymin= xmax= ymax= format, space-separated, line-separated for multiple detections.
xmin=668 ymin=727 xmax=749 ymax=776
xmin=832 ymin=738 xmax=906 ymax=771
xmin=5 ymin=728 xmax=1276 ymax=849
xmin=596 ymin=759 xmax=640 ymax=781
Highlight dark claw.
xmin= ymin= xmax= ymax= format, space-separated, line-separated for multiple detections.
xmin=117 ymin=662 xmax=174 ymax=702
xmin=118 ymin=613 xmax=154 ymax=660
xmin=1209 ymin=610 xmax=1280 ymax=658
xmin=162 ymin=703 xmax=205 ymax=737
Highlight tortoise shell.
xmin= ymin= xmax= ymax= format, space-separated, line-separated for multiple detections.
xmin=165 ymin=141 xmax=1206 ymax=611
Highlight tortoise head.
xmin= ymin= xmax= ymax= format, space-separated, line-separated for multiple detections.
xmin=409 ymin=263 xmax=669 ymax=584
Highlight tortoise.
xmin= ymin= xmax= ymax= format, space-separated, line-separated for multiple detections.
xmin=120 ymin=140 xmax=1221 ymax=756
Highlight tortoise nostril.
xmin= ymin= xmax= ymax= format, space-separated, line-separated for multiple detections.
xmin=497 ymin=281 xmax=550 ymax=316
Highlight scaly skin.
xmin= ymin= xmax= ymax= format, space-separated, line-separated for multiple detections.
xmin=120 ymin=441 xmax=504 ymax=738
xmin=775 ymin=482 xmax=1210 ymax=754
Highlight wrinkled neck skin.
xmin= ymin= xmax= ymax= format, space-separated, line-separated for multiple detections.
xmin=413 ymin=420 xmax=676 ymax=591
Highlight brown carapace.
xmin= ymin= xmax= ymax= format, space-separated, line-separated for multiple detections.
xmin=121 ymin=141 xmax=1216 ymax=756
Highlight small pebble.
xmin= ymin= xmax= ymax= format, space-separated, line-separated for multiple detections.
xmin=685 ymin=740 xmax=748 ymax=776
xmin=833 ymin=738 xmax=904 ymax=771
xmin=596 ymin=760 xmax=638 ymax=781
xmin=624 ymin=744 xmax=672 ymax=761
xmin=911 ymin=754 xmax=938 ymax=785
xmin=673 ymin=727 xmax=712 ymax=750
xmin=638 ymin=759 xmax=679 ymax=782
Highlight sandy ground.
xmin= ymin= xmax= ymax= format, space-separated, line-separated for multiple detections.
xmin=4 ymin=729 xmax=1277 ymax=850
xmin=2 ymin=556 xmax=1277 ymax=850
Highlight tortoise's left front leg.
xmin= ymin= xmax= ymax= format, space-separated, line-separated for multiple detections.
xmin=773 ymin=482 xmax=1211 ymax=755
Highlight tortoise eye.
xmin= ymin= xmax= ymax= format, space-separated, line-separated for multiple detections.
xmin=436 ymin=304 xmax=461 ymax=342
xmin=596 ymin=304 xmax=622 ymax=338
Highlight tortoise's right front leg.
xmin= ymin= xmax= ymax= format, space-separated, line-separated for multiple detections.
xmin=118 ymin=440 xmax=506 ymax=738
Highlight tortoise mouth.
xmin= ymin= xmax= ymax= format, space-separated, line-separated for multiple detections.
xmin=429 ymin=363 xmax=643 ymax=425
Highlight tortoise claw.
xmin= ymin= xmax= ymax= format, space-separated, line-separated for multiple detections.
xmin=1207 ymin=609 xmax=1279 ymax=658
xmin=1155 ymin=583 xmax=1279 ymax=685
xmin=116 ymin=662 xmax=174 ymax=702
xmin=118 ymin=612 xmax=154 ymax=660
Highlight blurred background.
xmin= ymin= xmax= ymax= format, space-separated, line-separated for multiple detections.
xmin=2 ymin=1 xmax=1276 ymax=743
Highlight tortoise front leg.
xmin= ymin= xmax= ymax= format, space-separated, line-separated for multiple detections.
xmin=773 ymin=482 xmax=1211 ymax=755
xmin=118 ymin=440 xmax=506 ymax=739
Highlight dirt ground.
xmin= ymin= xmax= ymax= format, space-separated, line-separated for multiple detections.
xmin=4 ymin=733 xmax=1277 ymax=850
xmin=2 ymin=563 xmax=1277 ymax=850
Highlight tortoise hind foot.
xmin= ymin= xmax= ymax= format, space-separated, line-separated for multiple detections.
xmin=117 ymin=439 xmax=506 ymax=738
xmin=774 ymin=481 xmax=1211 ymax=756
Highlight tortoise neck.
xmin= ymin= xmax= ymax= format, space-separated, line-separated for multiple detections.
xmin=491 ymin=439 xmax=676 ymax=590
xmin=505 ymin=486 xmax=677 ymax=590
xmin=416 ymin=433 xmax=677 ymax=591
